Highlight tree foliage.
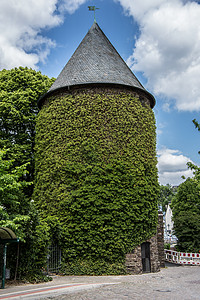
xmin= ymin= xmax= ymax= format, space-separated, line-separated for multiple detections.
xmin=34 ymin=88 xmax=159 ymax=274
xmin=0 ymin=150 xmax=50 ymax=280
xmin=0 ymin=67 xmax=55 ymax=197
xmin=187 ymin=119 xmax=200 ymax=183
xmin=158 ymin=184 xmax=177 ymax=212
xmin=171 ymin=178 xmax=200 ymax=252
xmin=0 ymin=150 xmax=31 ymax=219
xmin=171 ymin=119 xmax=200 ymax=253
xmin=0 ymin=67 xmax=55 ymax=280
xmin=173 ymin=119 xmax=200 ymax=252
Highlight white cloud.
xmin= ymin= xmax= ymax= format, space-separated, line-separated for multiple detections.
xmin=157 ymin=148 xmax=194 ymax=185
xmin=117 ymin=0 xmax=200 ymax=111
xmin=0 ymin=0 xmax=87 ymax=70
xmin=59 ymin=0 xmax=88 ymax=14
xmin=115 ymin=0 xmax=166 ymax=21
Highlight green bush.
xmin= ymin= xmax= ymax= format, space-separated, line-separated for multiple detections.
xmin=1 ymin=202 xmax=50 ymax=279
xmin=34 ymin=89 xmax=159 ymax=274
xmin=61 ymin=259 xmax=127 ymax=276
xmin=164 ymin=243 xmax=170 ymax=250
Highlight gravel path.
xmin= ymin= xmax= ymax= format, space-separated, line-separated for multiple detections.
xmin=44 ymin=264 xmax=200 ymax=300
xmin=1 ymin=264 xmax=200 ymax=299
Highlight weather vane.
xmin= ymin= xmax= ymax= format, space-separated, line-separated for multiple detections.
xmin=88 ymin=6 xmax=100 ymax=23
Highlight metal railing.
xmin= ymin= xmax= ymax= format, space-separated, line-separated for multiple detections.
xmin=165 ymin=249 xmax=200 ymax=265
xmin=47 ymin=244 xmax=62 ymax=274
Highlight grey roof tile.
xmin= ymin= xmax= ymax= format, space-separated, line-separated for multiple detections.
xmin=40 ymin=22 xmax=155 ymax=108
xmin=49 ymin=22 xmax=146 ymax=92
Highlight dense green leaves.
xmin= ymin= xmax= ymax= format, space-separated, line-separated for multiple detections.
xmin=61 ymin=259 xmax=127 ymax=275
xmin=34 ymin=89 xmax=159 ymax=274
xmin=0 ymin=153 xmax=50 ymax=279
xmin=158 ymin=184 xmax=177 ymax=212
xmin=0 ymin=67 xmax=55 ymax=280
xmin=0 ymin=202 xmax=51 ymax=281
xmin=0 ymin=150 xmax=30 ymax=216
xmin=171 ymin=119 xmax=200 ymax=253
xmin=171 ymin=178 xmax=200 ymax=252
xmin=187 ymin=119 xmax=200 ymax=185
xmin=0 ymin=67 xmax=55 ymax=197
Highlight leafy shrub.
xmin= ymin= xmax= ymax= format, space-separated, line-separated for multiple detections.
xmin=61 ymin=259 xmax=127 ymax=276
xmin=164 ymin=243 xmax=170 ymax=250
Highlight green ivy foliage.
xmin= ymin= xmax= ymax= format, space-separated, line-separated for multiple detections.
xmin=34 ymin=89 xmax=159 ymax=274
xmin=61 ymin=259 xmax=127 ymax=276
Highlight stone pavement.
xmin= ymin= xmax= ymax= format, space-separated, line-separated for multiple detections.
xmin=1 ymin=264 xmax=200 ymax=299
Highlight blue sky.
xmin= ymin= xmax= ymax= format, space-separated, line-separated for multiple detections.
xmin=0 ymin=0 xmax=200 ymax=185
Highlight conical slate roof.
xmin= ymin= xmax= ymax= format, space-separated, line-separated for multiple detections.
xmin=40 ymin=22 xmax=155 ymax=107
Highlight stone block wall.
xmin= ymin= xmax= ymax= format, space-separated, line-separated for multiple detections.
xmin=125 ymin=246 xmax=143 ymax=274
xmin=157 ymin=211 xmax=165 ymax=268
xmin=148 ymin=235 xmax=160 ymax=272
xmin=125 ymin=212 xmax=165 ymax=274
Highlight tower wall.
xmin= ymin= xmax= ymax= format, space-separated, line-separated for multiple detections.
xmin=34 ymin=86 xmax=159 ymax=274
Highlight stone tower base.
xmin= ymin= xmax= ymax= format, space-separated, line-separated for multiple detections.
xmin=125 ymin=212 xmax=165 ymax=274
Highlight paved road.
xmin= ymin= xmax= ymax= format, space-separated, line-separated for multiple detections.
xmin=1 ymin=264 xmax=200 ymax=299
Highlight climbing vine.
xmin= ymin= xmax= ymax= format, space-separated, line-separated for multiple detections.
xmin=34 ymin=88 xmax=159 ymax=274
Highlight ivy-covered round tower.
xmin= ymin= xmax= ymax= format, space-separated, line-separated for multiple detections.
xmin=34 ymin=22 xmax=159 ymax=274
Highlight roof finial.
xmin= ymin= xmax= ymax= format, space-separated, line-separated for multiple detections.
xmin=88 ymin=6 xmax=99 ymax=23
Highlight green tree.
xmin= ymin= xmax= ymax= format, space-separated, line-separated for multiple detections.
xmin=170 ymin=119 xmax=200 ymax=253
xmin=0 ymin=67 xmax=55 ymax=197
xmin=0 ymin=67 xmax=55 ymax=280
xmin=0 ymin=150 xmax=53 ymax=281
xmin=158 ymin=184 xmax=177 ymax=212
xmin=187 ymin=119 xmax=200 ymax=184
xmin=0 ymin=149 xmax=31 ymax=216
xmin=171 ymin=178 xmax=200 ymax=252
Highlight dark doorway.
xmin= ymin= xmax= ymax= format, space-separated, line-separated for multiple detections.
xmin=141 ymin=242 xmax=151 ymax=273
